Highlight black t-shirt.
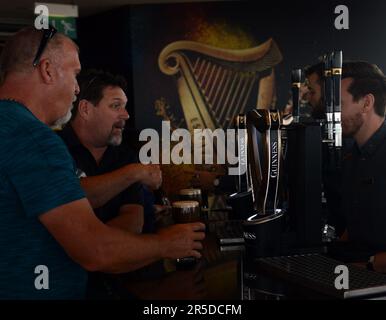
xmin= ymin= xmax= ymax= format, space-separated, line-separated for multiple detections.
xmin=341 ymin=120 xmax=386 ymax=252
xmin=57 ymin=125 xmax=144 ymax=223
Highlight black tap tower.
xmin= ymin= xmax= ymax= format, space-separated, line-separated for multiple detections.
xmin=241 ymin=109 xmax=284 ymax=258
xmin=246 ymin=109 xmax=282 ymax=216
xmin=234 ymin=114 xmax=249 ymax=193
xmin=282 ymin=51 xmax=343 ymax=251
xmin=229 ymin=51 xmax=343 ymax=258
xmin=332 ymin=51 xmax=343 ymax=167
xmin=291 ymin=69 xmax=302 ymax=123
xmin=323 ymin=51 xmax=343 ymax=170
xmin=227 ymin=114 xmax=254 ymax=221
xmin=282 ymin=116 xmax=323 ymax=250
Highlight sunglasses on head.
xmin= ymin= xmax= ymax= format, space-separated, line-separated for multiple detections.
xmin=32 ymin=25 xmax=58 ymax=67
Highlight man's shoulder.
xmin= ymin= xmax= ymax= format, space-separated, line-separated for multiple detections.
xmin=0 ymin=99 xmax=36 ymax=120
xmin=0 ymin=102 xmax=62 ymax=152
xmin=0 ymin=101 xmax=37 ymax=133
xmin=0 ymin=115 xmax=72 ymax=174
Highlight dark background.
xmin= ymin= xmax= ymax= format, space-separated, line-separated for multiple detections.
xmin=77 ymin=0 xmax=386 ymax=131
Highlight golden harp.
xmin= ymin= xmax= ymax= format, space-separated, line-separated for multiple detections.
xmin=158 ymin=38 xmax=283 ymax=131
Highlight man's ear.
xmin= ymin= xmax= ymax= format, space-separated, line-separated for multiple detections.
xmin=38 ymin=59 xmax=55 ymax=84
xmin=77 ymin=99 xmax=92 ymax=120
xmin=363 ymin=94 xmax=375 ymax=113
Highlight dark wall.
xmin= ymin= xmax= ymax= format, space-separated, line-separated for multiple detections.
xmin=77 ymin=7 xmax=135 ymax=128
xmin=78 ymin=0 xmax=386 ymax=130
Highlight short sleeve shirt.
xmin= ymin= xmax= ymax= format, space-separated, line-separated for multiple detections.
xmin=0 ymin=100 xmax=87 ymax=299
xmin=58 ymin=125 xmax=144 ymax=223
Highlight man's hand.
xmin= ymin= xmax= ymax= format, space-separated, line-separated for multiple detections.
xmin=373 ymin=252 xmax=386 ymax=273
xmin=157 ymin=223 xmax=206 ymax=259
xmin=80 ymin=163 xmax=162 ymax=208
xmin=136 ymin=164 xmax=162 ymax=190
xmin=351 ymin=253 xmax=386 ymax=273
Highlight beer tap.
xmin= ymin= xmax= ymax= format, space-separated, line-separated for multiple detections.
xmin=332 ymin=50 xmax=343 ymax=166
xmin=291 ymin=69 xmax=302 ymax=123
xmin=234 ymin=114 xmax=249 ymax=193
xmin=323 ymin=53 xmax=334 ymax=144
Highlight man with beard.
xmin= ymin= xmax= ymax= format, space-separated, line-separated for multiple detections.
xmin=58 ymin=70 xmax=160 ymax=234
xmin=304 ymin=62 xmax=326 ymax=120
xmin=0 ymin=26 xmax=205 ymax=300
xmin=58 ymin=69 xmax=163 ymax=298
xmin=340 ymin=61 xmax=386 ymax=272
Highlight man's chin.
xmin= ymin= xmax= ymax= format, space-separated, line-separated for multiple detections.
xmin=52 ymin=110 xmax=72 ymax=128
xmin=107 ymin=134 xmax=123 ymax=146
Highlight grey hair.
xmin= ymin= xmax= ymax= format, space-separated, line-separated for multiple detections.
xmin=0 ymin=26 xmax=77 ymax=82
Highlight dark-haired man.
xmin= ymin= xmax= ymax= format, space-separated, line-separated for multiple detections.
xmin=304 ymin=62 xmax=325 ymax=120
xmin=58 ymin=70 xmax=159 ymax=234
xmin=58 ymin=70 xmax=164 ymax=298
xmin=340 ymin=61 xmax=386 ymax=272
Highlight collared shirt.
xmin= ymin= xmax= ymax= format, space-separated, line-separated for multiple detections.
xmin=58 ymin=125 xmax=144 ymax=223
xmin=342 ymin=120 xmax=386 ymax=251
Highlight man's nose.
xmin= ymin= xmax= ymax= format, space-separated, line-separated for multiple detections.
xmin=75 ymin=82 xmax=80 ymax=96
xmin=119 ymin=107 xmax=130 ymax=120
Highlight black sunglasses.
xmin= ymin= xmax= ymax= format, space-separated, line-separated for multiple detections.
xmin=32 ymin=25 xmax=58 ymax=67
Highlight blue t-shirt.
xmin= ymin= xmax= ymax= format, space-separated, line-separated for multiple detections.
xmin=0 ymin=100 xmax=87 ymax=299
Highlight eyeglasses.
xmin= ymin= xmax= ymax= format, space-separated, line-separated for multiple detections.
xmin=32 ymin=25 xmax=58 ymax=67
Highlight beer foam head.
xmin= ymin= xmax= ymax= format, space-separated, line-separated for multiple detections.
xmin=172 ymin=200 xmax=199 ymax=208
xmin=179 ymin=188 xmax=201 ymax=196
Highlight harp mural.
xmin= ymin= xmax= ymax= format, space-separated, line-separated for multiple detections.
xmin=156 ymin=38 xmax=283 ymax=196
xmin=158 ymin=38 xmax=283 ymax=132
xmin=130 ymin=3 xmax=284 ymax=196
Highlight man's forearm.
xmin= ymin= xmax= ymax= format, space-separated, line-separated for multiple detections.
xmin=80 ymin=165 xmax=141 ymax=208
xmin=39 ymin=198 xmax=162 ymax=273
xmin=95 ymin=228 xmax=163 ymax=273
xmin=40 ymin=198 xmax=204 ymax=275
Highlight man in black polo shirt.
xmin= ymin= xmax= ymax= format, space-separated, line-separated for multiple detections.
xmin=340 ymin=61 xmax=386 ymax=272
xmin=58 ymin=70 xmax=161 ymax=234
xmin=58 ymin=70 xmax=166 ymax=298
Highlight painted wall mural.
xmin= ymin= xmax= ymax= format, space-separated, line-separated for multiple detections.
xmin=129 ymin=0 xmax=386 ymax=195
